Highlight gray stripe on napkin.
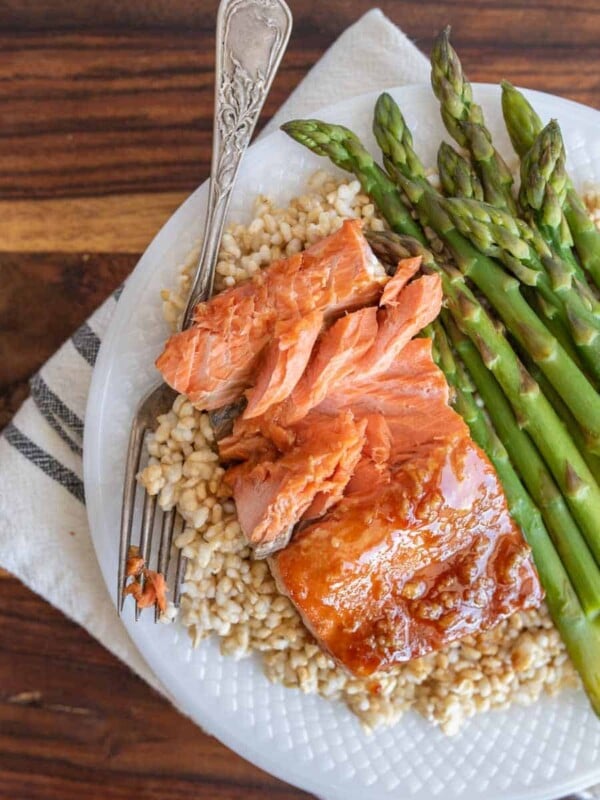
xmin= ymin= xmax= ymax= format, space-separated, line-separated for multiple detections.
xmin=71 ymin=323 xmax=101 ymax=367
xmin=4 ymin=422 xmax=85 ymax=503
xmin=29 ymin=374 xmax=84 ymax=456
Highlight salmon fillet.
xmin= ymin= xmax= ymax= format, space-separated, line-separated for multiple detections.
xmin=156 ymin=220 xmax=387 ymax=409
xmin=267 ymin=315 xmax=542 ymax=673
xmin=271 ymin=435 xmax=542 ymax=675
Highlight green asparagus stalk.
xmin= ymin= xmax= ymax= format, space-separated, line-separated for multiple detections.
xmin=444 ymin=196 xmax=600 ymax=383
xmin=278 ymin=120 xmax=424 ymax=243
xmin=446 ymin=194 xmax=600 ymax=325
xmin=524 ymin=289 xmax=584 ymax=368
xmin=365 ymin=229 xmax=600 ymax=570
xmin=501 ymin=81 xmax=600 ymax=289
xmin=370 ymin=97 xmax=600 ymax=447
xmin=518 ymin=120 xmax=577 ymax=266
xmin=522 ymin=355 xmax=600 ymax=484
xmin=519 ymin=121 xmax=600 ymax=320
xmin=565 ymin=196 xmax=600 ymax=291
xmin=500 ymin=80 xmax=542 ymax=157
xmin=437 ymin=141 xmax=484 ymax=200
xmin=443 ymin=313 xmax=600 ymax=618
xmin=430 ymin=28 xmax=516 ymax=213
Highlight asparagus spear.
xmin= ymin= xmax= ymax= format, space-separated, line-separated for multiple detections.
xmin=501 ymin=81 xmax=600 ymax=289
xmin=518 ymin=120 xmax=577 ymax=266
xmin=365 ymin=229 xmax=600 ymax=568
xmin=437 ymin=141 xmax=484 ymax=200
xmin=278 ymin=119 xmax=424 ymax=243
xmin=519 ymin=120 xmax=600 ymax=320
xmin=500 ymin=81 xmax=542 ymax=157
xmin=370 ymin=97 xmax=600 ymax=447
xmin=522 ymin=355 xmax=600 ymax=484
xmin=524 ymin=289 xmax=584 ymax=368
xmin=443 ymin=314 xmax=600 ymax=617
xmin=444 ymin=196 xmax=600 ymax=383
xmin=430 ymin=27 xmax=516 ymax=213
xmin=446 ymin=195 xmax=600 ymax=326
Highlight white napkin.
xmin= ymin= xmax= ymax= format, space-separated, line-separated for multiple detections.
xmin=0 ymin=10 xmax=596 ymax=798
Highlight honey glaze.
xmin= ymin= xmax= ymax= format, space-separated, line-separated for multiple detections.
xmin=272 ymin=436 xmax=542 ymax=677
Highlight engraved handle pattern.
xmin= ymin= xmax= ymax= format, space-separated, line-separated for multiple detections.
xmin=182 ymin=0 xmax=292 ymax=329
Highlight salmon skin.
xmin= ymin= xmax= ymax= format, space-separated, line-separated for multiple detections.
xmin=156 ymin=220 xmax=387 ymax=410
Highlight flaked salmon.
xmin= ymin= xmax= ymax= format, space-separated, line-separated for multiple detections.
xmin=243 ymin=309 xmax=324 ymax=419
xmin=226 ymin=411 xmax=367 ymax=548
xmin=156 ymin=220 xmax=387 ymax=409
xmin=225 ymin=272 xmax=444 ymax=447
xmin=265 ymin=306 xmax=379 ymax=426
xmin=316 ymin=338 xmax=468 ymax=461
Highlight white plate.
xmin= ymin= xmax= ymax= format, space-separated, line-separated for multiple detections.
xmin=84 ymin=84 xmax=600 ymax=800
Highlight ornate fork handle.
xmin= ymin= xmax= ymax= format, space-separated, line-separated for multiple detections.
xmin=182 ymin=0 xmax=292 ymax=329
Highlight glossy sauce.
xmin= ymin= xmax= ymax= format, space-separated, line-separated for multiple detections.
xmin=272 ymin=436 xmax=542 ymax=676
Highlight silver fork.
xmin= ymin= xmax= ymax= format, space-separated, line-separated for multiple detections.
xmin=118 ymin=0 xmax=292 ymax=620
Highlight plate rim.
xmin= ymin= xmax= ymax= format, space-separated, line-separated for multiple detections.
xmin=83 ymin=82 xmax=600 ymax=800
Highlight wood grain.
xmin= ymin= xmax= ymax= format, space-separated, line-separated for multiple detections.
xmin=0 ymin=2 xmax=598 ymax=798
xmin=0 ymin=193 xmax=187 ymax=251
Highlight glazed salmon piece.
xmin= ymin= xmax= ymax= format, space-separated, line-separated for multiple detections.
xmin=274 ymin=306 xmax=379 ymax=425
xmin=243 ymin=309 xmax=324 ymax=419
xmin=379 ymin=256 xmax=422 ymax=306
xmin=355 ymin=274 xmax=442 ymax=378
xmin=156 ymin=220 xmax=387 ymax=409
xmin=225 ymin=411 xmax=367 ymax=549
xmin=271 ymin=435 xmax=542 ymax=676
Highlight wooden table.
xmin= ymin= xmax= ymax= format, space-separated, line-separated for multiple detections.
xmin=1 ymin=2 xmax=598 ymax=797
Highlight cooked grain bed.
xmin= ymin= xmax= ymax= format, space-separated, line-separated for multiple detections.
xmin=139 ymin=171 xmax=598 ymax=735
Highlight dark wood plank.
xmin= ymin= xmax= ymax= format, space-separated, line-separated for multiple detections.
xmin=0 ymin=6 xmax=596 ymax=200
xmin=0 ymin=573 xmax=310 ymax=800
xmin=0 ymin=252 xmax=135 ymax=387
xmin=0 ymin=2 xmax=598 ymax=799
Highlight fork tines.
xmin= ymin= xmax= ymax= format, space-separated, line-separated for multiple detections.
xmin=118 ymin=384 xmax=186 ymax=622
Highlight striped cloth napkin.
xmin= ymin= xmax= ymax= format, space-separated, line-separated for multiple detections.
xmin=0 ymin=10 xmax=597 ymax=799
